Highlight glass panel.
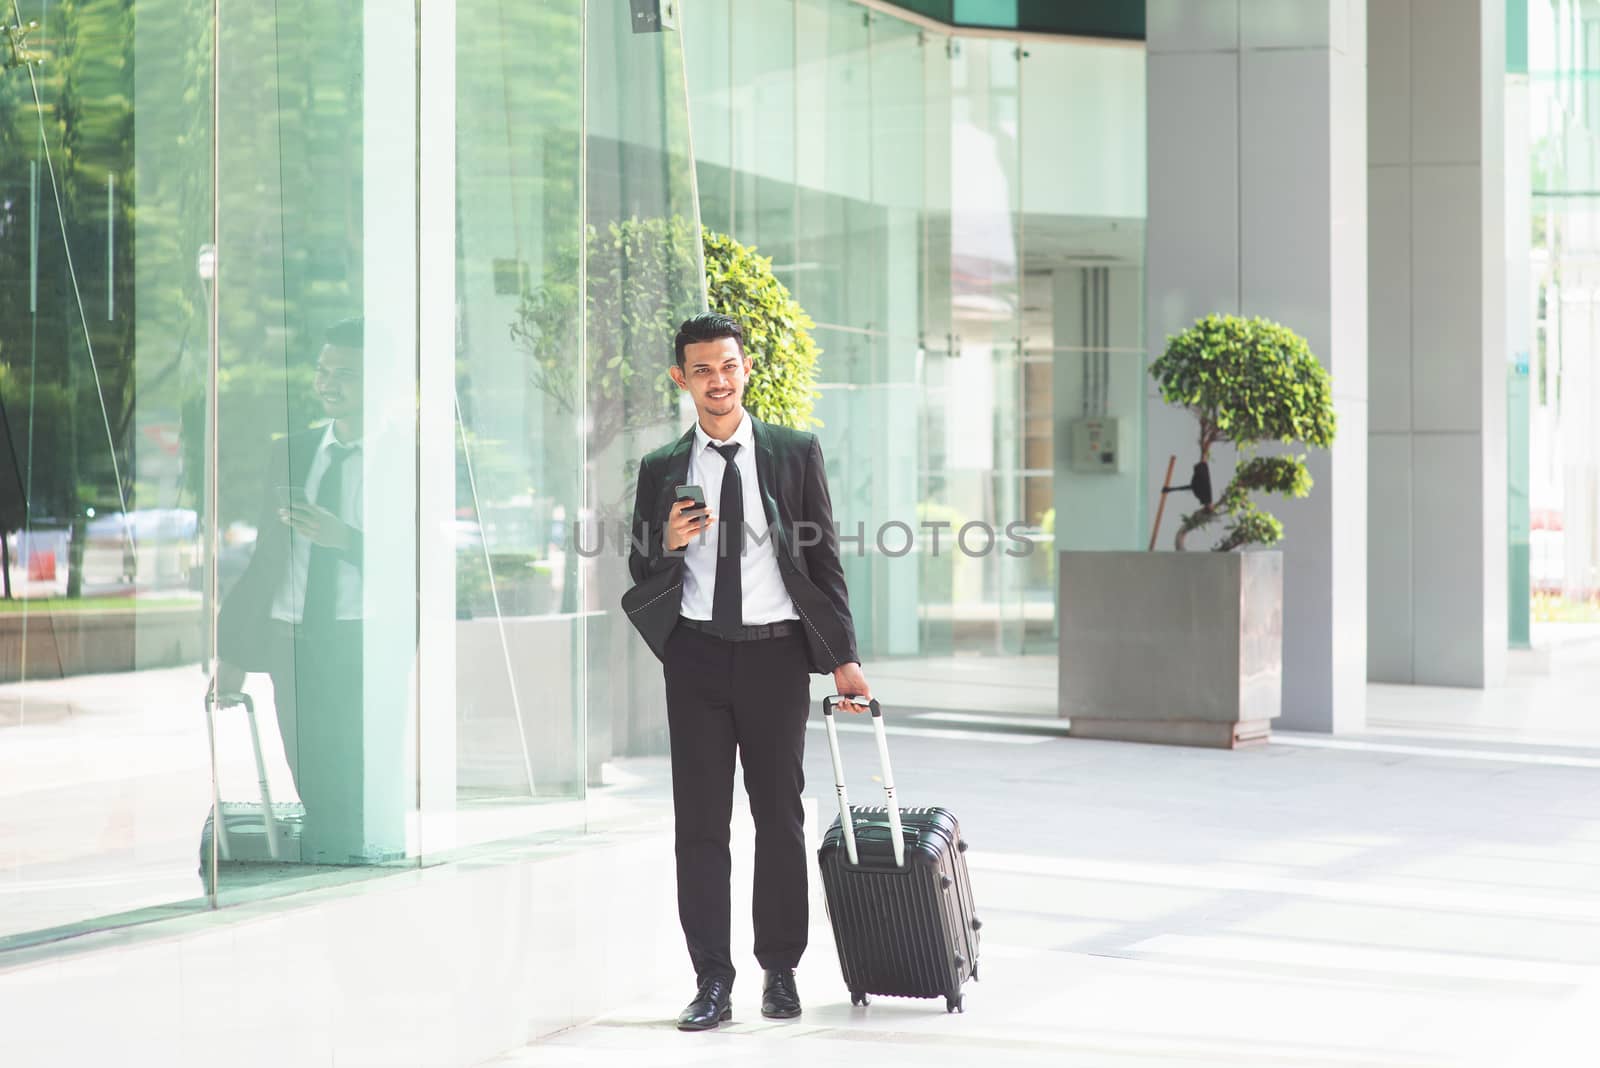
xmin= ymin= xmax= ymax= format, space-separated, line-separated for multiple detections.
xmin=1019 ymin=38 xmax=1145 ymax=222
xmin=923 ymin=24 xmax=954 ymax=353
xmin=945 ymin=35 xmax=1022 ymax=654
xmin=811 ymin=328 xmax=922 ymax=661
xmin=872 ymin=11 xmax=929 ymax=343
xmin=1526 ymin=1 xmax=1600 ymax=626
xmin=2 ymin=0 xmax=718 ymax=947
xmin=581 ymin=0 xmax=706 ymax=790
xmin=795 ymin=0 xmax=877 ymax=332
xmin=209 ymin=1 xmax=418 ymax=896
xmin=1018 ymin=40 xmax=1146 ymax=661
xmin=732 ymin=0 xmax=798 ymax=285
xmin=0 ymin=0 xmax=215 ymax=944
xmin=452 ymin=0 xmax=587 ymax=845
xmin=683 ymin=0 xmax=733 ymax=235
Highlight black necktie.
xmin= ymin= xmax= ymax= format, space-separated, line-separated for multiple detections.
xmin=302 ymin=443 xmax=352 ymax=627
xmin=711 ymin=442 xmax=743 ymax=636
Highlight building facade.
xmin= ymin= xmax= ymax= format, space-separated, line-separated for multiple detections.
xmin=0 ymin=1 xmax=1558 ymax=1062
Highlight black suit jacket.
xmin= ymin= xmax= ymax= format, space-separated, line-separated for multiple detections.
xmin=217 ymin=426 xmax=363 ymax=671
xmin=622 ymin=414 xmax=859 ymax=675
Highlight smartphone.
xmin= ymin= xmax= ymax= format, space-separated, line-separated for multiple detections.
xmin=276 ymin=485 xmax=310 ymax=510
xmin=674 ymin=484 xmax=706 ymax=511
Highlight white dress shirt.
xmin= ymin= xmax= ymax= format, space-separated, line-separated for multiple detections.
xmin=679 ymin=409 xmax=798 ymax=625
xmin=271 ymin=423 xmax=364 ymax=623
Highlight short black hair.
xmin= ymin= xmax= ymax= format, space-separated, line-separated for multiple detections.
xmin=323 ymin=317 xmax=364 ymax=352
xmin=674 ymin=312 xmax=744 ymax=369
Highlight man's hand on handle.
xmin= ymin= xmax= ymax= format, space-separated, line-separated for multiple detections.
xmin=209 ymin=660 xmax=246 ymax=702
xmin=832 ymin=662 xmax=871 ymax=714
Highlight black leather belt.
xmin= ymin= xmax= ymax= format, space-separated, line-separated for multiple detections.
xmin=678 ymin=617 xmax=799 ymax=642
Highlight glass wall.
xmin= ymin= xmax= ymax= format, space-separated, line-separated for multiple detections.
xmin=1529 ymin=0 xmax=1600 ymax=625
xmin=683 ymin=1 xmax=1147 ymax=672
xmin=0 ymin=0 xmax=703 ymax=948
xmin=2 ymin=0 xmax=215 ymax=940
xmin=0 ymin=0 xmax=1141 ymax=952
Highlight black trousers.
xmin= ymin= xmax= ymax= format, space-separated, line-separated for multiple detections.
xmin=664 ymin=622 xmax=812 ymax=983
xmin=264 ymin=620 xmax=365 ymax=863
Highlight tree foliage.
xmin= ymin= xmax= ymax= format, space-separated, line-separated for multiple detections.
xmin=1150 ymin=315 xmax=1336 ymax=551
xmin=512 ymin=220 xmax=821 ymax=463
xmin=512 ymin=214 xmax=699 ymax=459
xmin=0 ymin=0 xmax=145 ymax=592
xmin=702 ymin=228 xmax=820 ymax=431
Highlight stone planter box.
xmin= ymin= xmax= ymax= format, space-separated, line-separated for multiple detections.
xmin=456 ymin=614 xmax=583 ymax=797
xmin=0 ymin=604 xmax=203 ymax=686
xmin=1059 ymin=550 xmax=1282 ymax=748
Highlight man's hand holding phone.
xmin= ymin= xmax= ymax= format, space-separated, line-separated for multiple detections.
xmin=666 ymin=485 xmax=714 ymax=552
xmin=278 ymin=485 xmax=353 ymax=552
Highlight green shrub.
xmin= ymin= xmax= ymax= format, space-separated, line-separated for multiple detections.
xmin=702 ymin=229 xmax=819 ymax=430
xmin=1150 ymin=314 xmax=1336 ymax=551
xmin=512 ymin=215 xmax=699 ymax=459
xmin=512 ymin=219 xmax=821 ymax=463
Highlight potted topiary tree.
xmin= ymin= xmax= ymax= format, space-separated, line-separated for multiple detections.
xmin=1058 ymin=315 xmax=1337 ymax=748
xmin=1153 ymin=315 xmax=1337 ymax=552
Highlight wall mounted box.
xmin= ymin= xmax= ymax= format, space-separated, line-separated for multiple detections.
xmin=628 ymin=0 xmax=676 ymax=32
xmin=1068 ymin=417 xmax=1125 ymax=474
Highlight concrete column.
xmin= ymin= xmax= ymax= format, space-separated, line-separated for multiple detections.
xmin=1145 ymin=0 xmax=1369 ymax=733
xmin=352 ymin=0 xmax=421 ymax=861
xmin=1367 ymin=0 xmax=1507 ymax=686
xmin=418 ymin=0 xmax=459 ymax=847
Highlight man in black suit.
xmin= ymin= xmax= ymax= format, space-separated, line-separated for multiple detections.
xmin=623 ymin=312 xmax=872 ymax=1031
xmin=210 ymin=318 xmax=366 ymax=862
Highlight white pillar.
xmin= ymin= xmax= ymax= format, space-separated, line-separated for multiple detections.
xmin=418 ymin=0 xmax=459 ymax=849
xmin=348 ymin=0 xmax=421 ymax=862
xmin=1367 ymin=0 xmax=1507 ymax=687
xmin=1146 ymin=0 xmax=1369 ymax=733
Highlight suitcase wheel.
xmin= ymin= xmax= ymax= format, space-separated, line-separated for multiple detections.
xmin=850 ymin=991 xmax=870 ymax=1008
xmin=946 ymin=994 xmax=965 ymax=1014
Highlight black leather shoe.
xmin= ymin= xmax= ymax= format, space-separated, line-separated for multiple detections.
xmin=676 ymin=974 xmax=734 ymax=1032
xmin=761 ymin=968 xmax=801 ymax=1019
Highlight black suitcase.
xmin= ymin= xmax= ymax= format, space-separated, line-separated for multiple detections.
xmin=816 ymin=696 xmax=981 ymax=1013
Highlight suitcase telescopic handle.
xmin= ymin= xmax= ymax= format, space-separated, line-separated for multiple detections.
xmin=822 ymin=695 xmax=906 ymax=869
xmin=205 ymin=691 xmax=281 ymax=860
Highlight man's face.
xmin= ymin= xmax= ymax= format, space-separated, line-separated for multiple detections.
xmin=314 ymin=344 xmax=362 ymax=419
xmin=671 ymin=337 xmax=751 ymax=420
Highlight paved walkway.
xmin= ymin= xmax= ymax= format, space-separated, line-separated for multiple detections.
xmin=6 ymin=629 xmax=1600 ymax=1064
xmin=489 ymin=685 xmax=1600 ymax=1067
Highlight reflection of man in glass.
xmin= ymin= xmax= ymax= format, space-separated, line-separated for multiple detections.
xmin=211 ymin=318 xmax=366 ymax=862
